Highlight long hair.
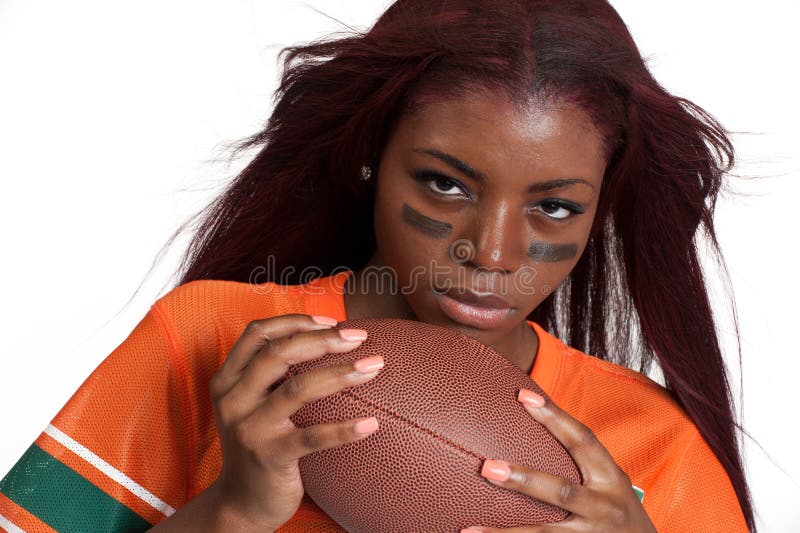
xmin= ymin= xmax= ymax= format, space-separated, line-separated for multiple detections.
xmin=166 ymin=1 xmax=755 ymax=528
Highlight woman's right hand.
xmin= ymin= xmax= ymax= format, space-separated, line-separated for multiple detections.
xmin=206 ymin=313 xmax=384 ymax=531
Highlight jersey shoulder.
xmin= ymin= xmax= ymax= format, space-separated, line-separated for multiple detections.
xmin=552 ymin=337 xmax=684 ymax=419
xmin=150 ymin=278 xmax=312 ymax=363
xmin=548 ymin=339 xmax=747 ymax=530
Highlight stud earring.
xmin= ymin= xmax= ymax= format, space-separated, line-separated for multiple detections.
xmin=360 ymin=165 xmax=373 ymax=182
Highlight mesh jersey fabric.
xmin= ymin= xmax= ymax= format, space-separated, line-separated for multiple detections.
xmin=0 ymin=269 xmax=749 ymax=532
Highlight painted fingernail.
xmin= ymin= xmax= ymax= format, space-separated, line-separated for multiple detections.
xmin=518 ymin=388 xmax=545 ymax=407
xmin=354 ymin=356 xmax=384 ymax=374
xmin=354 ymin=417 xmax=379 ymax=434
xmin=481 ymin=459 xmax=510 ymax=482
xmin=339 ymin=328 xmax=368 ymax=341
xmin=311 ymin=315 xmax=338 ymax=326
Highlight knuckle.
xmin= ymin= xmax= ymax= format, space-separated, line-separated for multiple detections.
xmin=273 ymin=336 xmax=307 ymax=368
xmin=340 ymin=421 xmax=361 ymax=440
xmin=264 ymin=336 xmax=287 ymax=362
xmin=605 ymin=504 xmax=630 ymax=527
xmin=299 ymin=427 xmax=325 ymax=452
xmin=245 ymin=319 xmax=273 ymax=343
xmin=243 ymin=319 xmax=261 ymax=336
xmin=617 ymin=468 xmax=633 ymax=486
xmin=283 ymin=373 xmax=311 ymax=398
xmin=326 ymin=329 xmax=350 ymax=346
xmin=208 ymin=373 xmax=224 ymax=399
xmin=231 ymin=420 xmax=253 ymax=448
xmin=517 ymin=470 xmax=538 ymax=493
xmin=214 ymin=395 xmax=237 ymax=425
xmin=338 ymin=361 xmax=360 ymax=377
xmin=266 ymin=334 xmax=290 ymax=355
xmin=576 ymin=424 xmax=599 ymax=450
xmin=557 ymin=482 xmax=578 ymax=507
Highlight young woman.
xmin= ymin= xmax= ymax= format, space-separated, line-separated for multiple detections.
xmin=0 ymin=1 xmax=755 ymax=531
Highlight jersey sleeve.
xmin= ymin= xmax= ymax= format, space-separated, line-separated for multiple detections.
xmin=657 ymin=431 xmax=749 ymax=532
xmin=0 ymin=303 xmax=188 ymax=532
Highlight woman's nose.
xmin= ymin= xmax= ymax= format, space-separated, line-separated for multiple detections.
xmin=463 ymin=201 xmax=525 ymax=274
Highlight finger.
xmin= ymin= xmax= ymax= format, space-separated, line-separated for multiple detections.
xmin=252 ymin=351 xmax=384 ymax=424
xmin=217 ymin=328 xmax=368 ymax=422
xmin=273 ymin=414 xmax=381 ymax=465
xmin=237 ymin=327 xmax=368 ymax=403
xmin=214 ymin=314 xmax=338 ymax=393
xmin=480 ymin=459 xmax=598 ymax=518
xmin=518 ymin=389 xmax=618 ymax=480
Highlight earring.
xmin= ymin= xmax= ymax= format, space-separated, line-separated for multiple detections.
xmin=360 ymin=165 xmax=372 ymax=182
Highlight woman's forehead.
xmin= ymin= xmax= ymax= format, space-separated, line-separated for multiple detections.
xmin=393 ymin=92 xmax=608 ymax=183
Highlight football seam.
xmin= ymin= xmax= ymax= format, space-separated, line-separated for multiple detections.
xmin=309 ymin=382 xmax=581 ymax=498
xmin=340 ymin=383 xmax=490 ymax=462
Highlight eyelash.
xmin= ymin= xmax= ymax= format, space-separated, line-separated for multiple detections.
xmin=529 ymin=200 xmax=585 ymax=222
xmin=414 ymin=170 xmax=472 ymax=199
xmin=413 ymin=170 xmax=585 ymax=222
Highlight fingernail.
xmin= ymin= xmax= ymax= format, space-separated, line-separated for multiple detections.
xmin=461 ymin=529 xmax=484 ymax=533
xmin=481 ymin=459 xmax=510 ymax=482
xmin=518 ymin=388 xmax=545 ymax=407
xmin=311 ymin=315 xmax=338 ymax=326
xmin=354 ymin=356 xmax=384 ymax=374
xmin=339 ymin=328 xmax=368 ymax=341
xmin=354 ymin=417 xmax=379 ymax=434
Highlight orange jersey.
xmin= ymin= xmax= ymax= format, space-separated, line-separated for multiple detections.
xmin=0 ymin=270 xmax=748 ymax=532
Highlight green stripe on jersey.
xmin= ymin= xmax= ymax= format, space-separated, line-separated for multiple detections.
xmin=0 ymin=444 xmax=151 ymax=532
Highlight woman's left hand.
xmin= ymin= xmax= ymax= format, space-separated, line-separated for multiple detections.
xmin=461 ymin=389 xmax=657 ymax=533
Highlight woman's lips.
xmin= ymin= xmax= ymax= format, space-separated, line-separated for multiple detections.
xmin=435 ymin=287 xmax=514 ymax=329
xmin=444 ymin=287 xmax=512 ymax=309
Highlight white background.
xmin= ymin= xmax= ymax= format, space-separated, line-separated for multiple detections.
xmin=0 ymin=1 xmax=797 ymax=531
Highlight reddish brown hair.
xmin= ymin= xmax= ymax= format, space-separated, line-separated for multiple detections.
xmin=165 ymin=1 xmax=755 ymax=528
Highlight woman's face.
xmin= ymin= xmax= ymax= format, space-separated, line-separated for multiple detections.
xmin=370 ymin=90 xmax=607 ymax=350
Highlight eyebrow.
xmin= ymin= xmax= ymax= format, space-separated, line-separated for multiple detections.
xmin=413 ymin=148 xmax=596 ymax=193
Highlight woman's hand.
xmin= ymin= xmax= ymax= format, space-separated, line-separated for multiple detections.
xmin=461 ymin=389 xmax=657 ymax=533
xmin=152 ymin=314 xmax=385 ymax=533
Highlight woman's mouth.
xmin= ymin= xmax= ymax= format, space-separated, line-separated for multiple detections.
xmin=434 ymin=287 xmax=514 ymax=329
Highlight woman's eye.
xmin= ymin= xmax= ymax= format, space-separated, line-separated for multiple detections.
xmin=418 ymin=173 xmax=468 ymax=197
xmin=533 ymin=200 xmax=581 ymax=220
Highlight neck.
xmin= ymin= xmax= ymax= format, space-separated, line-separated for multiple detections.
xmin=343 ymin=255 xmax=417 ymax=321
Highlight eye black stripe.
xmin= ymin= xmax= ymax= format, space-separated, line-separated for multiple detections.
xmin=527 ymin=241 xmax=578 ymax=262
xmin=402 ymin=204 xmax=452 ymax=239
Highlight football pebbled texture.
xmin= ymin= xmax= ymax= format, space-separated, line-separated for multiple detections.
xmin=277 ymin=317 xmax=581 ymax=532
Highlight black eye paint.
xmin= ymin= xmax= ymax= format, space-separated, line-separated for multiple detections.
xmin=527 ymin=241 xmax=578 ymax=262
xmin=402 ymin=203 xmax=452 ymax=239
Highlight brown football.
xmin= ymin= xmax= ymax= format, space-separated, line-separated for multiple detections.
xmin=280 ymin=317 xmax=581 ymax=532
